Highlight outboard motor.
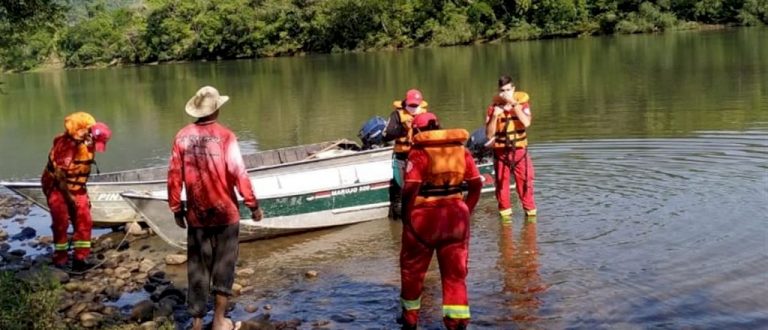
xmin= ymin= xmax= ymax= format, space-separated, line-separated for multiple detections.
xmin=467 ymin=127 xmax=490 ymax=161
xmin=358 ymin=116 xmax=387 ymax=150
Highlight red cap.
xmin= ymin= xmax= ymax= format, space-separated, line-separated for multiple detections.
xmin=412 ymin=112 xmax=439 ymax=130
xmin=404 ymin=89 xmax=423 ymax=107
xmin=91 ymin=122 xmax=112 ymax=152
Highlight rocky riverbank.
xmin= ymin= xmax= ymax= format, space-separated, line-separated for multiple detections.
xmin=0 ymin=194 xmax=304 ymax=329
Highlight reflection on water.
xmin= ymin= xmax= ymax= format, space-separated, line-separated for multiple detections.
xmin=497 ymin=220 xmax=547 ymax=324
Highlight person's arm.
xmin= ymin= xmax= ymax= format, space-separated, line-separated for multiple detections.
xmin=485 ymin=105 xmax=502 ymax=140
xmin=225 ymin=133 xmax=261 ymax=220
xmin=401 ymin=151 xmax=426 ymax=221
xmin=383 ymin=111 xmax=407 ymax=142
xmin=167 ymin=136 xmax=186 ymax=227
xmin=463 ymin=150 xmax=482 ymax=214
xmin=512 ymin=102 xmax=532 ymax=128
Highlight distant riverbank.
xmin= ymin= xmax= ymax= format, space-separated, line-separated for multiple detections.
xmin=2 ymin=0 xmax=765 ymax=72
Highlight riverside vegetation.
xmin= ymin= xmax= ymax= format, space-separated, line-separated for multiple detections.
xmin=1 ymin=0 xmax=766 ymax=72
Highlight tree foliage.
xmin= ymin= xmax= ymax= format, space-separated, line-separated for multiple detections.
xmin=1 ymin=0 xmax=765 ymax=71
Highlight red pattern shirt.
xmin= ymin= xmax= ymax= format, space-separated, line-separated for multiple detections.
xmin=167 ymin=121 xmax=258 ymax=227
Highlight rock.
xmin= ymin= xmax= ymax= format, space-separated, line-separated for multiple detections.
xmin=103 ymin=268 xmax=114 ymax=276
xmin=134 ymin=272 xmax=148 ymax=282
xmin=11 ymin=227 xmax=36 ymax=241
xmin=144 ymin=283 xmax=157 ymax=293
xmin=105 ymin=286 xmax=122 ymax=301
xmin=15 ymin=266 xmax=69 ymax=284
xmin=238 ymin=319 xmax=275 ymax=330
xmin=50 ymin=267 xmax=71 ymax=284
xmin=139 ymin=259 xmax=156 ymax=273
xmin=305 ymin=270 xmax=318 ymax=278
xmin=245 ymin=304 xmax=259 ymax=313
xmin=66 ymin=302 xmax=89 ymax=319
xmin=236 ymin=268 xmax=256 ymax=277
xmin=58 ymin=298 xmax=76 ymax=312
xmin=264 ymin=304 xmax=272 ymax=310
xmin=115 ymin=266 xmax=131 ymax=279
xmin=284 ymin=319 xmax=302 ymax=328
xmin=9 ymin=249 xmax=26 ymax=257
xmin=125 ymin=221 xmax=143 ymax=235
xmin=123 ymin=261 xmax=140 ymax=272
xmin=0 ymin=229 xmax=8 ymax=241
xmin=164 ymin=254 xmax=187 ymax=265
xmin=0 ymin=242 xmax=10 ymax=251
xmin=154 ymin=297 xmax=176 ymax=318
xmin=98 ymin=237 xmax=114 ymax=250
xmin=113 ymin=278 xmax=126 ymax=288
xmin=64 ymin=282 xmax=87 ymax=293
xmin=330 ymin=313 xmax=356 ymax=323
xmin=131 ymin=299 xmax=155 ymax=322
xmin=102 ymin=306 xmax=118 ymax=316
xmin=159 ymin=287 xmax=186 ymax=304
xmin=79 ymin=312 xmax=103 ymax=328
xmin=37 ymin=235 xmax=54 ymax=245
xmin=139 ymin=321 xmax=157 ymax=330
xmin=232 ymin=283 xmax=243 ymax=295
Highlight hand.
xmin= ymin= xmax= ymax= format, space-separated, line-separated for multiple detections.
xmin=493 ymin=106 xmax=504 ymax=117
xmin=251 ymin=208 xmax=264 ymax=222
xmin=174 ymin=211 xmax=186 ymax=229
xmin=403 ymin=117 xmax=413 ymax=129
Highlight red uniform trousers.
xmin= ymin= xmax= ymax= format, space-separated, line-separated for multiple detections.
xmin=400 ymin=198 xmax=471 ymax=329
xmin=493 ymin=148 xmax=536 ymax=214
xmin=44 ymin=184 xmax=93 ymax=266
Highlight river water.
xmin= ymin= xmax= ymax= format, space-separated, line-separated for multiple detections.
xmin=1 ymin=28 xmax=767 ymax=329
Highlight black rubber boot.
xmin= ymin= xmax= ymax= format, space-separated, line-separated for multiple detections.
xmin=388 ymin=179 xmax=402 ymax=220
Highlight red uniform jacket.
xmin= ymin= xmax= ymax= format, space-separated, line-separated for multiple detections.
xmin=167 ymin=121 xmax=258 ymax=227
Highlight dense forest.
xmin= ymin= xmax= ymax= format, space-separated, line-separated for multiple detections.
xmin=1 ymin=0 xmax=766 ymax=72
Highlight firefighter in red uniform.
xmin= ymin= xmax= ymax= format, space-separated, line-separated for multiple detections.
xmin=399 ymin=112 xmax=483 ymax=330
xmin=485 ymin=75 xmax=537 ymax=220
xmin=42 ymin=112 xmax=112 ymax=271
xmin=383 ymin=89 xmax=429 ymax=219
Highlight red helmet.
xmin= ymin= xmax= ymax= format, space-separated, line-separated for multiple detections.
xmin=91 ymin=122 xmax=112 ymax=152
xmin=412 ymin=112 xmax=439 ymax=131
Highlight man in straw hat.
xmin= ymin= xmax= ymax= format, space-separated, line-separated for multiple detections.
xmin=168 ymin=86 xmax=262 ymax=330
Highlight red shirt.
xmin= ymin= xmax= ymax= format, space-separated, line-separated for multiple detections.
xmin=167 ymin=121 xmax=258 ymax=227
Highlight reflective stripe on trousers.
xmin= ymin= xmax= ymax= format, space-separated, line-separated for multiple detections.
xmin=443 ymin=304 xmax=471 ymax=319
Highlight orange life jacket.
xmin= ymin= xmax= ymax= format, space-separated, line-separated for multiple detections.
xmin=47 ymin=140 xmax=94 ymax=192
xmin=492 ymin=91 xmax=529 ymax=149
xmin=392 ymin=101 xmax=429 ymax=155
xmin=394 ymin=109 xmax=414 ymax=154
xmin=411 ymin=129 xmax=469 ymax=205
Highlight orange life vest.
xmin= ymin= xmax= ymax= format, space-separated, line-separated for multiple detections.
xmin=492 ymin=91 xmax=529 ymax=149
xmin=47 ymin=140 xmax=94 ymax=192
xmin=392 ymin=100 xmax=429 ymax=155
xmin=394 ymin=109 xmax=415 ymax=154
xmin=411 ymin=129 xmax=469 ymax=205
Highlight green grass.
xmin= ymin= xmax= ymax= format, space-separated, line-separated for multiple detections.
xmin=0 ymin=269 xmax=63 ymax=330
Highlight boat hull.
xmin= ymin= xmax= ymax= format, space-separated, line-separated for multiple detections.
xmin=123 ymin=158 xmax=506 ymax=249
xmin=0 ymin=140 xmax=376 ymax=227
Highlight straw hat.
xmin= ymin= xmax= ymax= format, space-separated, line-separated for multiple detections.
xmin=185 ymin=86 xmax=230 ymax=118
